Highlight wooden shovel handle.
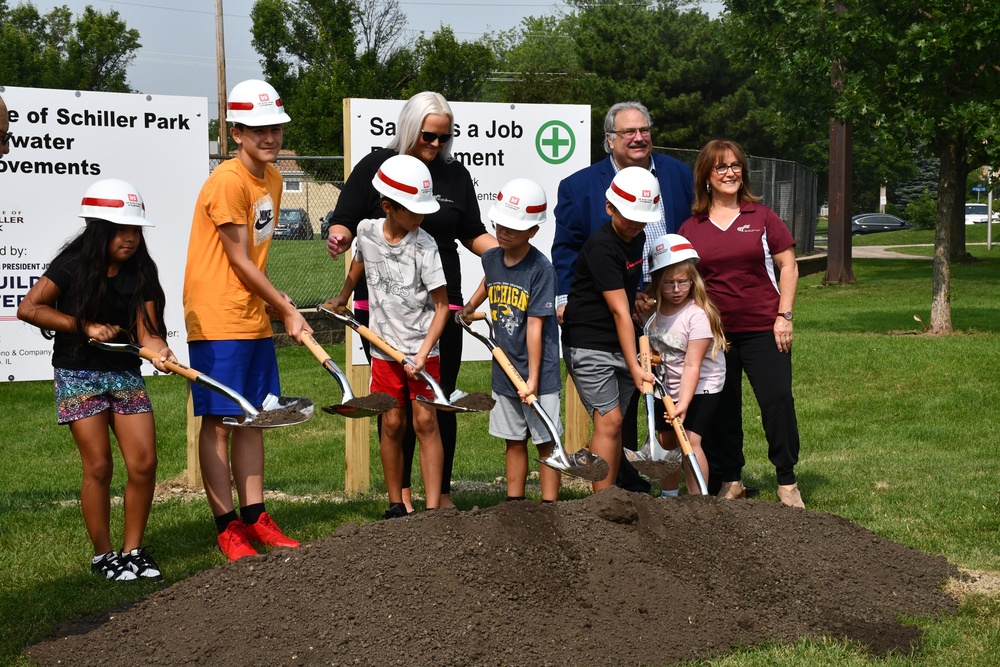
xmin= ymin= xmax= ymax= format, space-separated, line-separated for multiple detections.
xmin=660 ymin=394 xmax=694 ymax=456
xmin=135 ymin=346 xmax=200 ymax=383
xmin=639 ymin=335 xmax=653 ymax=395
xmin=350 ymin=321 xmax=409 ymax=365
xmin=461 ymin=311 xmax=536 ymax=403
xmin=490 ymin=345 xmax=538 ymax=405
xmin=301 ymin=332 xmax=333 ymax=366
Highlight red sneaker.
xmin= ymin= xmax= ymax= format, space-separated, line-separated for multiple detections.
xmin=218 ymin=520 xmax=258 ymax=561
xmin=243 ymin=512 xmax=300 ymax=548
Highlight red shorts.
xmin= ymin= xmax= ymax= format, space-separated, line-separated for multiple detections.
xmin=370 ymin=357 xmax=441 ymax=408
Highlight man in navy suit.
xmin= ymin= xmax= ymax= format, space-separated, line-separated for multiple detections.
xmin=553 ymin=101 xmax=694 ymax=493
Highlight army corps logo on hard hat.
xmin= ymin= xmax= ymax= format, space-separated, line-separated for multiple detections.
xmin=258 ymin=93 xmax=270 ymax=102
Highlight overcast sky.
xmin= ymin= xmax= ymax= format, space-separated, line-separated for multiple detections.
xmin=26 ymin=0 xmax=724 ymax=116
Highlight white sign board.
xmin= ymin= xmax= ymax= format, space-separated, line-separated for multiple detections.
xmin=0 ymin=86 xmax=207 ymax=381
xmin=344 ymin=99 xmax=591 ymax=363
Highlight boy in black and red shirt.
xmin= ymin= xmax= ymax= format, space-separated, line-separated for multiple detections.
xmin=561 ymin=167 xmax=658 ymax=491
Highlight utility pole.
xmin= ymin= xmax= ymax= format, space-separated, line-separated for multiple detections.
xmin=215 ymin=0 xmax=228 ymax=156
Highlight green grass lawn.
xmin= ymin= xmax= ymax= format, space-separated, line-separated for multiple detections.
xmin=2 ymin=256 xmax=999 ymax=665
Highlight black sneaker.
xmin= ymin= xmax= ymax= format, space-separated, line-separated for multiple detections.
xmin=122 ymin=546 xmax=164 ymax=582
xmin=91 ymin=551 xmax=137 ymax=582
xmin=382 ymin=503 xmax=408 ymax=520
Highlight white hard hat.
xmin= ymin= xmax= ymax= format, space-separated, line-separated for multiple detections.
xmin=649 ymin=233 xmax=699 ymax=273
xmin=372 ymin=154 xmax=440 ymax=215
xmin=78 ymin=178 xmax=152 ymax=227
xmin=489 ymin=178 xmax=547 ymax=231
xmin=225 ymin=79 xmax=291 ymax=126
xmin=606 ymin=167 xmax=661 ymax=223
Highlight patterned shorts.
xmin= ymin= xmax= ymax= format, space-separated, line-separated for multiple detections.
xmin=54 ymin=368 xmax=152 ymax=424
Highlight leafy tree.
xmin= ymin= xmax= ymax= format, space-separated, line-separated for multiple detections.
xmin=490 ymin=1 xmax=782 ymax=163
xmin=405 ymin=26 xmax=496 ymax=101
xmin=726 ymin=0 xmax=1000 ymax=333
xmin=0 ymin=1 xmax=140 ymax=92
xmin=486 ymin=15 xmax=588 ymax=106
xmin=251 ymin=0 xmax=415 ymax=160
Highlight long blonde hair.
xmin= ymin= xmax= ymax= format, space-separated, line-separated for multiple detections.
xmin=647 ymin=259 xmax=728 ymax=358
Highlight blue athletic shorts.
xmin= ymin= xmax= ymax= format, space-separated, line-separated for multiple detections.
xmin=188 ymin=339 xmax=280 ymax=417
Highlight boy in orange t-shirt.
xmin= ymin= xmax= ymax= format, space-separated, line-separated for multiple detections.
xmin=183 ymin=79 xmax=312 ymax=561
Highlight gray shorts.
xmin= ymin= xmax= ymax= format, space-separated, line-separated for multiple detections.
xmin=489 ymin=392 xmax=563 ymax=444
xmin=565 ymin=347 xmax=637 ymax=417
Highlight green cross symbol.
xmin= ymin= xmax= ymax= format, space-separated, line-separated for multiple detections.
xmin=536 ymin=121 xmax=575 ymax=165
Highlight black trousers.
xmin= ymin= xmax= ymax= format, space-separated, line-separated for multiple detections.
xmin=704 ymin=331 xmax=800 ymax=494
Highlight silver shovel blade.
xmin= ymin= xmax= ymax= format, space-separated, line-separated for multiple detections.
xmin=539 ymin=448 xmax=610 ymax=482
xmin=223 ymin=394 xmax=314 ymax=428
xmin=625 ymin=445 xmax=683 ymax=478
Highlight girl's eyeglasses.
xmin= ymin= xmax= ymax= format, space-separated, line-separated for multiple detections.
xmin=661 ymin=280 xmax=693 ymax=292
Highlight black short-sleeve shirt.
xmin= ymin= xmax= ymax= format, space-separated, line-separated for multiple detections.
xmin=561 ymin=221 xmax=645 ymax=352
xmin=45 ymin=253 xmax=148 ymax=371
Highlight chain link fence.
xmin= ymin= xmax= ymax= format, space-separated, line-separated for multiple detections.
xmin=207 ymin=150 xmax=817 ymax=307
xmin=657 ymin=147 xmax=818 ymax=253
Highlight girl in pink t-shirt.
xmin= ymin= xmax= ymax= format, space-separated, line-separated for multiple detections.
xmin=644 ymin=234 xmax=727 ymax=496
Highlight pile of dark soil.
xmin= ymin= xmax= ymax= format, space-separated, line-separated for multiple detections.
xmin=29 ymin=488 xmax=957 ymax=666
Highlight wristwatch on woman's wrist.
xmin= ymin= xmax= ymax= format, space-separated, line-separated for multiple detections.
xmin=778 ymin=311 xmax=793 ymax=321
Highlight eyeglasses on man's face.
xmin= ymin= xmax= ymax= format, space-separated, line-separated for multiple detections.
xmin=713 ymin=162 xmax=743 ymax=176
xmin=2 ymin=132 xmax=12 ymax=146
xmin=420 ymin=130 xmax=452 ymax=145
xmin=611 ymin=126 xmax=652 ymax=138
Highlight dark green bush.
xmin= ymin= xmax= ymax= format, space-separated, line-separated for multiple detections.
xmin=904 ymin=189 xmax=937 ymax=229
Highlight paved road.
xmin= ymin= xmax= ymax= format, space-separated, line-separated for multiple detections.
xmin=851 ymin=244 xmax=933 ymax=259
xmin=814 ymin=240 xmax=933 ymax=259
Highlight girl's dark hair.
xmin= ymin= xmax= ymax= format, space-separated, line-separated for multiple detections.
xmin=54 ymin=218 xmax=167 ymax=343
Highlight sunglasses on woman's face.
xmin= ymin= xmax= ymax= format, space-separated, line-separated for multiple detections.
xmin=420 ymin=130 xmax=452 ymax=145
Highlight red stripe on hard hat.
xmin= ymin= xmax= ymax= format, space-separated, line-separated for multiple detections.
xmin=525 ymin=203 xmax=547 ymax=214
xmin=610 ymin=181 xmax=637 ymax=202
xmin=227 ymin=102 xmax=255 ymax=111
xmin=82 ymin=197 xmax=125 ymax=209
xmin=376 ymin=168 xmax=418 ymax=195
xmin=654 ymin=195 xmax=661 ymax=204
xmin=670 ymin=242 xmax=694 ymax=252
xmin=276 ymin=99 xmax=283 ymax=107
